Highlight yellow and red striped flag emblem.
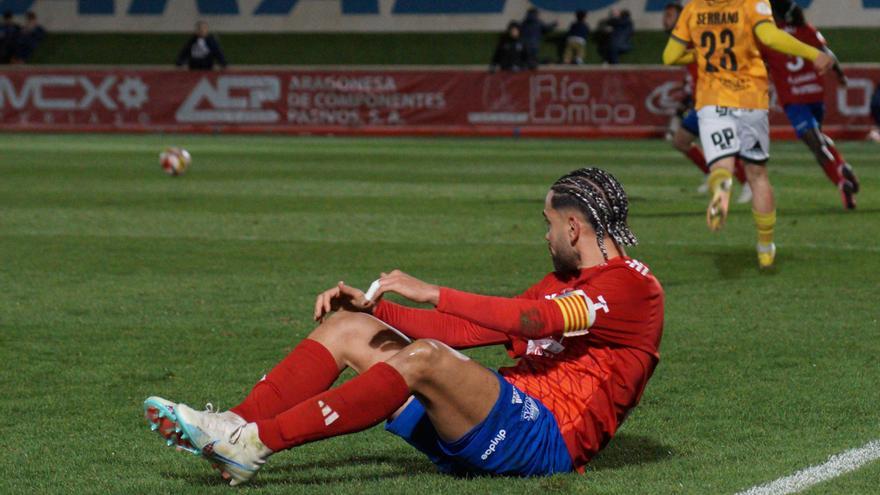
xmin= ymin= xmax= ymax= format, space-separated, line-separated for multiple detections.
xmin=551 ymin=290 xmax=596 ymax=337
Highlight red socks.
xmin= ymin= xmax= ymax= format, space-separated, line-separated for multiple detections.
xmin=685 ymin=144 xmax=746 ymax=184
xmin=256 ymin=362 xmax=411 ymax=452
xmin=733 ymin=159 xmax=747 ymax=185
xmin=231 ymin=339 xmax=340 ymax=422
xmin=230 ymin=339 xmax=412 ymax=452
xmin=685 ymin=145 xmax=747 ymax=185
xmin=685 ymin=145 xmax=710 ymax=175
xmin=820 ymin=143 xmax=845 ymax=186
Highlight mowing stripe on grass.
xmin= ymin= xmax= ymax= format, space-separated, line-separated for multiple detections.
xmin=660 ymin=239 xmax=880 ymax=253
xmin=5 ymin=229 xmax=880 ymax=253
xmin=736 ymin=439 xmax=880 ymax=495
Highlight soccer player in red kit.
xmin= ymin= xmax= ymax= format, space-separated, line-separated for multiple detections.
xmin=143 ymin=168 xmax=665 ymax=485
xmin=763 ymin=1 xmax=860 ymax=209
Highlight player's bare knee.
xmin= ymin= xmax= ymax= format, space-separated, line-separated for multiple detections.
xmin=309 ymin=311 xmax=381 ymax=344
xmin=801 ymin=130 xmax=824 ymax=156
xmin=388 ymin=339 xmax=447 ymax=385
xmin=672 ymin=133 xmax=691 ymax=152
xmin=744 ymin=163 xmax=767 ymax=181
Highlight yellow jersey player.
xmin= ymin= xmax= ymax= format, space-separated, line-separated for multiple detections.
xmin=662 ymin=0 xmax=833 ymax=269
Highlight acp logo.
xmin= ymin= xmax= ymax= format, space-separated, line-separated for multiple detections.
xmin=175 ymin=76 xmax=280 ymax=124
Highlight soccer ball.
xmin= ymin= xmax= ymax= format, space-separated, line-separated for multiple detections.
xmin=159 ymin=147 xmax=191 ymax=176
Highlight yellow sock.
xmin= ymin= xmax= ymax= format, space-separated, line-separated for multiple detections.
xmin=708 ymin=168 xmax=733 ymax=194
xmin=753 ymin=209 xmax=776 ymax=245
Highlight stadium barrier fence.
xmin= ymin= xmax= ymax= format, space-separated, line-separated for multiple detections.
xmin=0 ymin=66 xmax=876 ymax=139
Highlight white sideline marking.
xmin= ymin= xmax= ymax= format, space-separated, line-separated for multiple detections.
xmin=736 ymin=439 xmax=880 ymax=495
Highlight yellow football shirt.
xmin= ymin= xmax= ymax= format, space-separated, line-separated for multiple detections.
xmin=671 ymin=0 xmax=774 ymax=110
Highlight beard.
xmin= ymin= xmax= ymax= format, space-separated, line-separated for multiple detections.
xmin=550 ymin=246 xmax=580 ymax=274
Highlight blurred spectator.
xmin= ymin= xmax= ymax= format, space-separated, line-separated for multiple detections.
xmin=1 ymin=10 xmax=20 ymax=64
xmin=176 ymin=21 xmax=227 ymax=70
xmin=12 ymin=11 xmax=46 ymax=63
xmin=594 ymin=11 xmax=613 ymax=63
xmin=563 ymin=10 xmax=590 ymax=65
xmin=520 ymin=8 xmax=557 ymax=69
xmin=490 ymin=21 xmax=529 ymax=72
xmin=869 ymin=82 xmax=880 ymax=143
xmin=596 ymin=9 xmax=634 ymax=65
xmin=661 ymin=2 xmax=690 ymax=139
xmin=662 ymin=2 xmax=683 ymax=32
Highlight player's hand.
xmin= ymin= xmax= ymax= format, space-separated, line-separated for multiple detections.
xmin=813 ymin=52 xmax=834 ymax=75
xmin=313 ymin=281 xmax=374 ymax=322
xmin=836 ymin=72 xmax=848 ymax=87
xmin=374 ymin=270 xmax=440 ymax=306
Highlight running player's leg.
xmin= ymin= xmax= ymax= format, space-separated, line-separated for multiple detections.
xmin=787 ymin=102 xmax=859 ymax=208
xmin=871 ymin=86 xmax=880 ymax=141
xmin=680 ymin=107 xmax=747 ymax=189
xmin=679 ymin=105 xmax=749 ymax=201
xmin=739 ymin=109 xmax=776 ymax=269
xmin=697 ymin=106 xmax=740 ymax=231
xmin=801 ymin=127 xmax=859 ymax=209
xmin=801 ymin=128 xmax=841 ymax=184
xmin=745 ymin=163 xmax=776 ymax=269
xmin=673 ymin=110 xmax=710 ymax=176
xmin=810 ymin=103 xmax=858 ymax=207
xmin=732 ymin=157 xmax=752 ymax=204
xmin=788 ymin=103 xmax=843 ymax=184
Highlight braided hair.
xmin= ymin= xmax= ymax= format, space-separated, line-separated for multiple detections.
xmin=550 ymin=167 xmax=638 ymax=261
xmin=770 ymin=0 xmax=804 ymax=25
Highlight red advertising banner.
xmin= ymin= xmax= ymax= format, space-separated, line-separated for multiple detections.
xmin=0 ymin=67 xmax=876 ymax=139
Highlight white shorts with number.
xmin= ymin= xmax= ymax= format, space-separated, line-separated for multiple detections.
xmin=697 ymin=106 xmax=770 ymax=165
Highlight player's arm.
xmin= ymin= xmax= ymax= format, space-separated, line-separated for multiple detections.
xmin=822 ymin=46 xmax=847 ymax=85
xmin=371 ymin=270 xmax=592 ymax=340
xmin=373 ymin=274 xmax=557 ymax=347
xmin=372 ymin=300 xmax=508 ymax=349
xmin=435 ymin=287 xmax=593 ymax=339
xmin=313 ymin=277 xmax=520 ymax=349
xmin=662 ymin=37 xmax=695 ymax=66
xmin=664 ymin=3 xmax=693 ymax=66
xmin=754 ymin=22 xmax=833 ymax=74
xmin=810 ymin=24 xmax=846 ymax=84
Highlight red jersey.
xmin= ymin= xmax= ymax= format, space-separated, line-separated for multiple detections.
xmin=762 ymin=22 xmax=827 ymax=105
xmin=685 ymin=61 xmax=700 ymax=98
xmin=373 ymin=256 xmax=665 ymax=471
xmin=678 ymin=40 xmax=698 ymax=100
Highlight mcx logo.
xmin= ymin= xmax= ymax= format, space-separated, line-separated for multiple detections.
xmin=0 ymin=75 xmax=148 ymax=111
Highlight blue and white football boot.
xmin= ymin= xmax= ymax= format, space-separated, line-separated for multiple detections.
xmin=143 ymin=397 xmax=270 ymax=485
xmin=143 ymin=396 xmax=201 ymax=455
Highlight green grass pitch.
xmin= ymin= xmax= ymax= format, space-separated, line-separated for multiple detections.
xmin=1 ymin=134 xmax=878 ymax=494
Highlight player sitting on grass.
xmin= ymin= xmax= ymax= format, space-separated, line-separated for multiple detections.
xmin=762 ymin=1 xmax=860 ymax=209
xmin=144 ymin=168 xmax=665 ymax=485
xmin=663 ymin=0 xmax=834 ymax=269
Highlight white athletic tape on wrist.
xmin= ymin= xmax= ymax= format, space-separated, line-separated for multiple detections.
xmin=364 ymin=280 xmax=381 ymax=301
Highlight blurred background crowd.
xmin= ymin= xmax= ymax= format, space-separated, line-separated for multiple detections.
xmin=1 ymin=9 xmax=45 ymax=64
